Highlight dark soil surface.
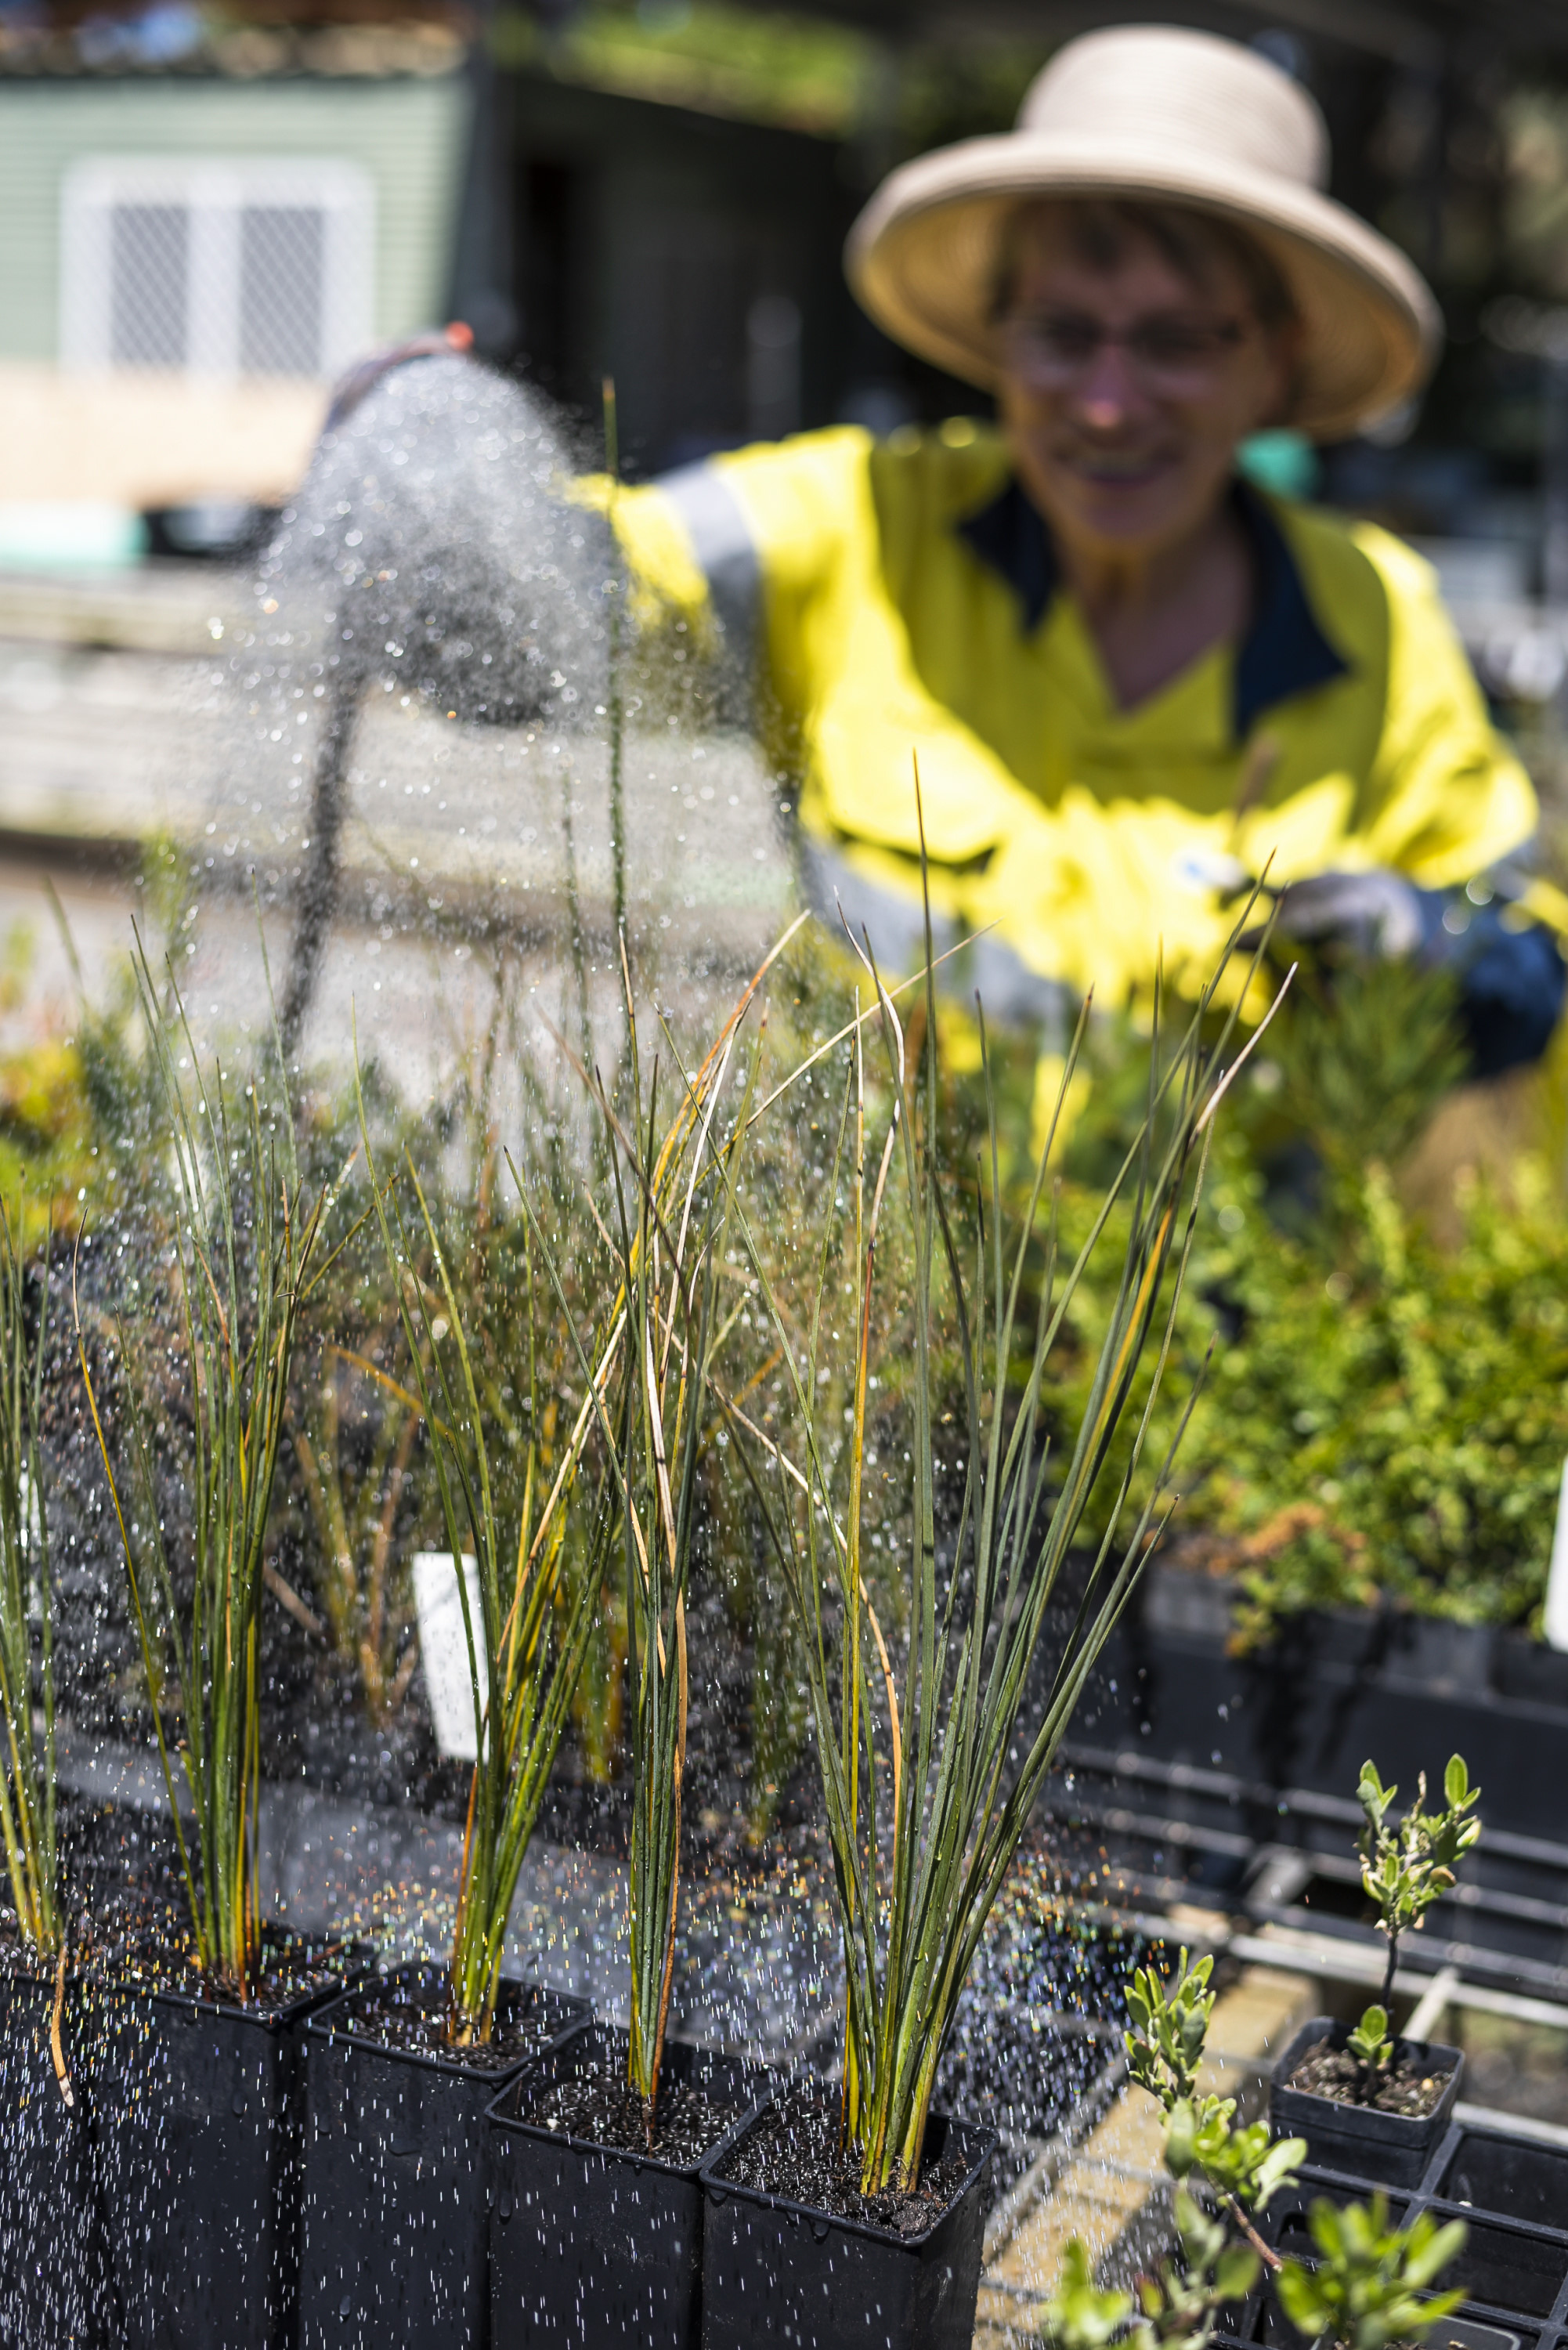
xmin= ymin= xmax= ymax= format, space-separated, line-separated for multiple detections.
xmin=1288 ymin=2037 xmax=1451 ymax=2116
xmin=327 ymin=1964 xmax=566 ymax=2071
xmin=516 ymin=2059 xmax=741 ymax=2166
xmin=714 ymin=2088 xmax=974 ymax=2238
xmin=111 ymin=1923 xmax=359 ymax=2016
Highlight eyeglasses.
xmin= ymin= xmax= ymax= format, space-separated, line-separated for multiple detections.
xmin=1000 ymin=310 xmax=1250 ymax=393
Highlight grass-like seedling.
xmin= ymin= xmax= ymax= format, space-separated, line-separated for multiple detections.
xmin=358 ymin=1086 xmax=617 ymax=2048
xmin=0 ymin=1194 xmax=60 ymax=1964
xmin=589 ymin=973 xmax=757 ymax=2144
xmin=79 ymin=950 xmax=336 ymax=1995
xmin=730 ymin=890 xmax=1281 ymax=2194
xmin=1346 ymin=1753 xmax=1479 ymax=2099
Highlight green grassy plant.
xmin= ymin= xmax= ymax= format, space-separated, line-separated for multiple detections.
xmin=78 ymin=949 xmax=336 ymax=1994
xmin=357 ymin=1083 xmax=616 ymax=2047
xmin=0 ymin=1194 xmax=60 ymax=1961
xmin=590 ymin=966 xmax=758 ymax=2142
xmin=730 ymin=889 xmax=1274 ymax=2192
xmin=290 ymin=1339 xmax=420 ymax=1724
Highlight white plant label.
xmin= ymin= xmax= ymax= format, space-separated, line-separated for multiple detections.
xmin=412 ymin=1550 xmax=487 ymax=1761
xmin=1546 ymin=1458 xmax=1568 ymax=1653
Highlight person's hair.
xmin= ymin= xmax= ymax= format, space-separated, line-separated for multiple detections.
xmin=991 ymin=197 xmax=1299 ymax=332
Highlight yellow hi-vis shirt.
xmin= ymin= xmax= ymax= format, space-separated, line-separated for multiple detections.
xmin=606 ymin=419 xmax=1537 ymax=1007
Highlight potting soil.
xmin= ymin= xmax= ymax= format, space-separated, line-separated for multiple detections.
xmin=327 ymin=1969 xmax=559 ymax=2068
xmin=1287 ymin=2037 xmax=1450 ymax=2117
xmin=514 ymin=2058 xmax=740 ymax=2163
xmin=114 ymin=1926 xmax=356 ymax=2012
xmin=714 ymin=2089 xmax=974 ymax=2236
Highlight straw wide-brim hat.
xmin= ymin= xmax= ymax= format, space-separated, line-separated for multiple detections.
xmin=847 ymin=24 xmax=1440 ymax=440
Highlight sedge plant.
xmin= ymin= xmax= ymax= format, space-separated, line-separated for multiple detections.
xmin=78 ymin=946 xmax=337 ymax=1996
xmin=357 ymin=1075 xmax=617 ymax=2047
xmin=730 ymin=873 xmax=1287 ymax=2193
xmin=1346 ymin=1753 xmax=1480 ymax=2099
xmin=0 ymin=1193 xmax=60 ymax=1965
xmin=583 ymin=959 xmax=760 ymax=2146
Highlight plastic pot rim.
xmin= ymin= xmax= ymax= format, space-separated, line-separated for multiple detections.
xmin=305 ymin=1960 xmax=589 ymax=2085
xmin=699 ymin=2099 xmax=999 ymax=2253
xmin=487 ymin=2017 xmax=775 ymax=2184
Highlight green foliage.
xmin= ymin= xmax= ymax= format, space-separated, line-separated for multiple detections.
xmin=1275 ymin=2196 xmax=1467 ymax=2350
xmin=358 ymin=1086 xmax=611 ymax=2045
xmin=0 ymin=1194 xmax=59 ymax=1958
xmin=600 ymin=974 xmax=757 ymax=2138
xmin=1357 ymin=1752 xmax=1483 ymax=2019
xmin=80 ymin=945 xmax=334 ymax=1992
xmin=1044 ymin=2194 xmax=1259 ymax=2350
xmin=734 ymin=909 xmax=1261 ymax=2193
xmin=1126 ymin=1947 xmax=1219 ymax=2113
xmin=1270 ymin=958 xmax=1467 ymax=1185
xmin=1346 ymin=2003 xmax=1392 ymax=2094
xmin=1046 ymin=1131 xmax=1568 ymax=1643
xmin=1164 ymin=2101 xmax=1306 ymax=2217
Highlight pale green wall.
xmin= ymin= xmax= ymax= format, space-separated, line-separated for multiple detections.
xmin=0 ymin=74 xmax=471 ymax=361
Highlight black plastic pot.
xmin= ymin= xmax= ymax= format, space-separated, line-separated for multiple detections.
xmin=1269 ymin=2016 xmax=1463 ymax=2189
xmin=93 ymin=1932 xmax=365 ymax=2350
xmin=1439 ymin=2127 xmax=1568 ymax=2227
xmin=699 ymin=2095 xmax=996 ymax=2350
xmin=0 ymin=1952 xmax=108 ymax=2347
xmin=1425 ymin=2199 xmax=1568 ymax=2323
xmin=487 ymin=2021 xmax=771 ymax=2347
xmin=299 ymin=1962 xmax=588 ymax=2350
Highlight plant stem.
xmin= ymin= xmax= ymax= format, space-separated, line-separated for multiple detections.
xmin=1380 ymin=1929 xmax=1399 ymax=2017
xmin=1223 ymin=2196 xmax=1282 ymax=2274
xmin=602 ymin=376 xmax=627 ymax=950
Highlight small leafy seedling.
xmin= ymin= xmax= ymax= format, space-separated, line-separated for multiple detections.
xmin=1049 ymin=1945 xmax=1469 ymax=2350
xmin=1351 ymin=1753 xmax=1480 ymax=2099
xmin=1275 ymin=2195 xmax=1467 ymax=2350
xmin=1126 ymin=1948 xmax=1306 ymax=2264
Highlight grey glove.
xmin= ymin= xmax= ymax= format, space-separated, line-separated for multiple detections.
xmin=1271 ymin=869 xmax=1424 ymax=961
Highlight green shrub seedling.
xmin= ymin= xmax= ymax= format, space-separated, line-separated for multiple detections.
xmin=1351 ymin=1753 xmax=1480 ymax=2099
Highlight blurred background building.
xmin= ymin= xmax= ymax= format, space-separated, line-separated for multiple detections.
xmin=4 ymin=0 xmax=1568 ymax=632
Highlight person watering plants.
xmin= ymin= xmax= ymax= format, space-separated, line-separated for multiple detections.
xmin=596 ymin=23 xmax=1563 ymax=1074
xmin=278 ymin=24 xmax=1562 ymax=1069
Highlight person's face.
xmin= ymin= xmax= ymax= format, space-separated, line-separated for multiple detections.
xmin=995 ymin=211 xmax=1295 ymax=566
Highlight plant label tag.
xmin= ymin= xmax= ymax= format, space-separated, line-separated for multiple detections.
xmin=412 ymin=1550 xmax=487 ymax=1759
xmin=1546 ymin=1458 xmax=1568 ymax=1653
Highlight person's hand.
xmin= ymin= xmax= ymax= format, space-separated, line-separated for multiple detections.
xmin=1270 ymin=869 xmax=1424 ymax=960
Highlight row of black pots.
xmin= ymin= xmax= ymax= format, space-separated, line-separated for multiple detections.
xmin=0 ymin=1933 xmax=998 ymax=2350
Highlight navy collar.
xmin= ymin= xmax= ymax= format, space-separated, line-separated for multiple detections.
xmin=956 ymin=472 xmax=1348 ymax=739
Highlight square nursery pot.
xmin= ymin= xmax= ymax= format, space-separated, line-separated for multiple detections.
xmin=92 ymin=1929 xmax=367 ymax=2350
xmin=299 ymin=1961 xmax=588 ymax=2350
xmin=0 ymin=1940 xmax=112 ymax=2348
xmin=1438 ymin=2128 xmax=1568 ymax=2227
xmin=1269 ymin=2014 xmax=1463 ymax=2189
xmin=487 ymin=2020 xmax=774 ymax=2348
xmin=699 ymin=2088 xmax=997 ymax=2350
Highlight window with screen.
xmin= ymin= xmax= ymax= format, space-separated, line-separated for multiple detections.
xmin=60 ymin=159 xmax=374 ymax=380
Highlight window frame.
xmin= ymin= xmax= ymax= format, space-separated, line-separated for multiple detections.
xmin=60 ymin=155 xmax=376 ymax=381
